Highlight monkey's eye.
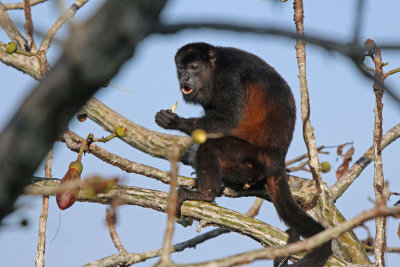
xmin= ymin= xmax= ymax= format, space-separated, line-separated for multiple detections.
xmin=177 ymin=65 xmax=184 ymax=73
xmin=189 ymin=64 xmax=199 ymax=71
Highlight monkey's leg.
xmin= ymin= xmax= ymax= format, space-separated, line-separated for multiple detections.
xmin=176 ymin=137 xmax=264 ymax=216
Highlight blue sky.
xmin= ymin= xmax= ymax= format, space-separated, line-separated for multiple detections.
xmin=1 ymin=0 xmax=400 ymax=266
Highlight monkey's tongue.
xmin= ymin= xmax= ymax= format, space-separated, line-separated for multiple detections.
xmin=182 ymin=86 xmax=193 ymax=95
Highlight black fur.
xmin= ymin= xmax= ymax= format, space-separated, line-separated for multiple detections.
xmin=155 ymin=42 xmax=332 ymax=266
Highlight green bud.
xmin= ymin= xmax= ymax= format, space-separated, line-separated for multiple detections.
xmin=6 ymin=42 xmax=17 ymax=54
xmin=115 ymin=126 xmax=127 ymax=138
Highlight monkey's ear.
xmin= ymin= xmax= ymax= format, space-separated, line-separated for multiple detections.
xmin=208 ymin=49 xmax=216 ymax=66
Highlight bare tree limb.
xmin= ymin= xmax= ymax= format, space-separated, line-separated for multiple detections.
xmin=5 ymin=0 xmax=47 ymax=10
xmin=38 ymin=0 xmax=89 ymax=51
xmin=34 ymin=149 xmax=52 ymax=267
xmin=80 ymin=98 xmax=192 ymax=160
xmin=370 ymin=39 xmax=387 ymax=267
xmin=24 ymin=0 xmax=36 ymax=51
xmin=0 ymin=2 xmax=27 ymax=48
xmin=329 ymin=122 xmax=400 ymax=201
xmin=106 ymin=209 xmax=127 ymax=255
xmin=157 ymin=143 xmax=180 ymax=266
xmin=293 ymin=0 xmax=324 ymax=213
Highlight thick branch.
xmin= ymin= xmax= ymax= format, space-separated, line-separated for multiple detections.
xmin=26 ymin=178 xmax=287 ymax=247
xmin=0 ymin=42 xmax=42 ymax=79
xmin=81 ymin=98 xmax=192 ymax=159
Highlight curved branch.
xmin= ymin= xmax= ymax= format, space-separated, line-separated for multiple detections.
xmin=81 ymin=98 xmax=192 ymax=159
xmin=39 ymin=0 xmax=89 ymax=51
xmin=0 ymin=3 xmax=27 ymax=48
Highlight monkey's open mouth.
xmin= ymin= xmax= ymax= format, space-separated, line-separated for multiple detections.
xmin=182 ymin=86 xmax=193 ymax=95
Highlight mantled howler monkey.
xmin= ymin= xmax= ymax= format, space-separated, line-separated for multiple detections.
xmin=155 ymin=42 xmax=332 ymax=266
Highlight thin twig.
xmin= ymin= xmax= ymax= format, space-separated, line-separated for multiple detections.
xmin=84 ymin=198 xmax=264 ymax=267
xmin=285 ymin=145 xmax=326 ymax=166
xmin=293 ymin=0 xmax=324 ymax=208
xmin=5 ymin=0 xmax=47 ymax=10
xmin=384 ymin=67 xmax=400 ymax=79
xmin=24 ymin=0 xmax=36 ymax=51
xmin=370 ymin=39 xmax=387 ymax=267
xmin=0 ymin=3 xmax=27 ymax=49
xmin=106 ymin=208 xmax=127 ymax=255
xmin=34 ymin=149 xmax=52 ymax=267
xmin=156 ymin=143 xmax=180 ymax=266
xmin=39 ymin=0 xmax=89 ymax=51
xmin=287 ymin=161 xmax=309 ymax=173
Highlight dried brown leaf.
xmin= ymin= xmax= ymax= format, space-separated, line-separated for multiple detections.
xmin=336 ymin=143 xmax=347 ymax=158
xmin=343 ymin=146 xmax=355 ymax=161
xmin=336 ymin=158 xmax=351 ymax=181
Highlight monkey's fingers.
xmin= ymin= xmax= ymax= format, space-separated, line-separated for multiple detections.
xmin=155 ymin=110 xmax=177 ymax=128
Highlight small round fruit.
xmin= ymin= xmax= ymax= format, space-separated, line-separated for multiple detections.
xmin=191 ymin=129 xmax=207 ymax=144
xmin=320 ymin=161 xmax=331 ymax=173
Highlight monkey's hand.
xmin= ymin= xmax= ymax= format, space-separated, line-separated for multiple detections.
xmin=155 ymin=109 xmax=181 ymax=130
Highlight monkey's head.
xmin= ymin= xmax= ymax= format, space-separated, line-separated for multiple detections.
xmin=175 ymin=43 xmax=217 ymax=106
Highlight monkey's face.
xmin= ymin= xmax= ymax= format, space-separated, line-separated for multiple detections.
xmin=175 ymin=60 xmax=214 ymax=106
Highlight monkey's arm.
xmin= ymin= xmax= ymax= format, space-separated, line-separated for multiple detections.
xmin=155 ymin=109 xmax=234 ymax=136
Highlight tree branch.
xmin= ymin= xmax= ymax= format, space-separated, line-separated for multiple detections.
xmin=38 ymin=0 xmax=89 ymax=51
xmin=0 ymin=2 xmax=27 ymax=49
xmin=370 ymin=39 xmax=387 ymax=267
xmin=4 ymin=0 xmax=47 ymax=10
xmin=329 ymin=122 xmax=400 ymax=201
xmin=293 ymin=0 xmax=324 ymax=195
xmin=24 ymin=0 xmax=36 ymax=51
xmin=80 ymin=98 xmax=192 ymax=160
xmin=34 ymin=149 xmax=52 ymax=267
